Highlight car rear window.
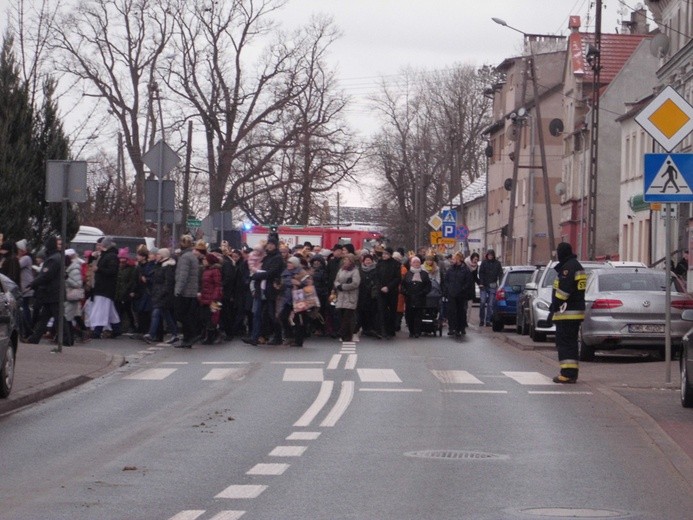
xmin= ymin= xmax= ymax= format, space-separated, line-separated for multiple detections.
xmin=598 ymin=272 xmax=682 ymax=293
xmin=505 ymin=271 xmax=534 ymax=287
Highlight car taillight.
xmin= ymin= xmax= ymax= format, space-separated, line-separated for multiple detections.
xmin=591 ymin=299 xmax=623 ymax=309
xmin=671 ymin=300 xmax=693 ymax=309
xmin=496 ymin=288 xmax=505 ymax=301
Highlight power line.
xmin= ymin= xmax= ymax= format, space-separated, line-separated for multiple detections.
xmin=617 ymin=0 xmax=692 ymax=39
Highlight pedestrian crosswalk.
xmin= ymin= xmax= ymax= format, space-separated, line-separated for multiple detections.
xmin=122 ymin=363 xmax=585 ymax=392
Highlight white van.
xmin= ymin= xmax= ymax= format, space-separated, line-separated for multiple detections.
xmin=69 ymin=226 xmax=155 ymax=257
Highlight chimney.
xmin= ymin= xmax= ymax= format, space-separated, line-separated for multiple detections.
xmin=569 ymin=16 xmax=581 ymax=33
xmin=632 ymin=8 xmax=649 ymax=34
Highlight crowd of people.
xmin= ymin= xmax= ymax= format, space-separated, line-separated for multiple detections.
xmin=0 ymin=232 xmax=508 ymax=349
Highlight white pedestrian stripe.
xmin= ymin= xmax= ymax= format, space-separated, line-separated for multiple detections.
xmin=294 ymin=381 xmax=334 ymax=427
xmin=528 ymin=391 xmax=593 ymax=395
xmin=202 ymin=361 xmax=250 ymax=365
xmin=283 ymin=368 xmax=324 ymax=382
xmin=246 ymin=463 xmax=290 ymax=475
xmin=357 ymin=368 xmax=402 ymax=383
xmin=344 ymin=354 xmax=357 ymax=370
xmin=321 ymin=381 xmax=355 ymax=427
xmin=286 ymin=431 xmax=321 ymax=440
xmin=161 ymin=361 xmax=188 ymax=365
xmin=502 ymin=371 xmax=554 ymax=385
xmin=208 ymin=512 xmax=246 ymax=520
xmin=215 ymin=484 xmax=267 ymax=499
xmin=327 ymin=354 xmax=341 ymax=370
xmin=431 ymin=369 xmax=484 ymax=385
xmin=202 ymin=368 xmax=247 ymax=381
xmin=168 ymin=511 xmax=205 ymax=520
xmin=124 ymin=368 xmax=177 ymax=380
xmin=269 ymin=445 xmax=308 ymax=457
xmin=441 ymin=389 xmax=508 ymax=394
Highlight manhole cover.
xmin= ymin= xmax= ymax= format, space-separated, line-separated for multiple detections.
xmin=404 ymin=450 xmax=508 ymax=460
xmin=518 ymin=508 xmax=629 ymax=518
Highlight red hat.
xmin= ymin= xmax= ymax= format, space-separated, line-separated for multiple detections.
xmin=205 ymin=253 xmax=219 ymax=265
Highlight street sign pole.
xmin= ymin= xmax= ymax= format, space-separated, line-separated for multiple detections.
xmin=56 ymin=163 xmax=69 ymax=353
xmin=157 ymin=142 xmax=164 ymax=246
xmin=665 ymin=203 xmax=672 ymax=383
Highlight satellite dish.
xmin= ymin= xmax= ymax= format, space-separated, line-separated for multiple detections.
xmin=517 ymin=107 xmax=527 ymax=118
xmin=549 ymin=119 xmax=564 ymax=137
xmin=504 ymin=178 xmax=513 ymax=191
xmin=650 ymin=33 xmax=670 ymax=58
xmin=555 ymin=182 xmax=566 ymax=196
xmin=506 ymin=125 xmax=519 ymax=141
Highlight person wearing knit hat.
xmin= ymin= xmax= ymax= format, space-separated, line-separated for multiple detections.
xmin=16 ymin=238 xmax=34 ymax=337
xmin=88 ymin=234 xmax=122 ymax=340
xmin=199 ymin=250 xmax=223 ymax=344
xmin=115 ymin=246 xmax=137 ymax=333
xmin=158 ymin=248 xmax=171 ymax=260
xmin=443 ymin=249 xmax=473 ymax=339
xmin=194 ymin=240 xmax=208 ymax=253
xmin=174 ymin=234 xmax=200 ymax=347
xmin=16 ymin=239 xmax=28 ymax=252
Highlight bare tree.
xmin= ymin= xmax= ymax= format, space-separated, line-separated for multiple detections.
xmin=51 ymin=0 xmax=177 ymax=229
xmin=369 ymin=65 xmax=495 ymax=248
xmin=167 ymin=1 xmax=354 ymax=222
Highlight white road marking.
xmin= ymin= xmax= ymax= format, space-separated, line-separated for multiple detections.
xmin=168 ymin=511 xmax=205 ymax=520
xmin=269 ymin=445 xmax=308 ymax=457
xmin=137 ymin=350 xmax=156 ymax=355
xmin=342 ymin=341 xmax=356 ymax=347
xmin=246 ymin=463 xmax=290 ymax=475
xmin=283 ymin=368 xmax=324 ymax=382
xmin=215 ymin=484 xmax=267 ymax=499
xmin=440 ymin=389 xmax=508 ymax=394
xmin=431 ymin=369 xmax=484 ymax=384
xmin=503 ymin=371 xmax=554 ymax=385
xmin=294 ymin=381 xmax=334 ymax=427
xmin=286 ymin=432 xmax=321 ymax=440
xmin=161 ymin=362 xmax=188 ymax=365
xmin=271 ymin=361 xmax=324 ymax=365
xmin=148 ymin=346 xmax=165 ymax=351
xmin=326 ymin=354 xmax=341 ymax=370
xmin=208 ymin=512 xmax=246 ymax=520
xmin=359 ymin=388 xmax=422 ymax=392
xmin=124 ymin=368 xmax=177 ymax=380
xmin=357 ymin=368 xmax=402 ymax=383
xmin=321 ymin=381 xmax=355 ymax=427
xmin=202 ymin=368 xmax=247 ymax=381
xmin=528 ymin=391 xmax=593 ymax=395
xmin=202 ymin=361 xmax=249 ymax=365
xmin=345 ymin=354 xmax=357 ymax=370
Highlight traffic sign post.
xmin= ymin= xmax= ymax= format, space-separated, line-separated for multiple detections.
xmin=142 ymin=140 xmax=181 ymax=246
xmin=635 ymin=86 xmax=693 ymax=152
xmin=643 ymin=154 xmax=693 ymax=202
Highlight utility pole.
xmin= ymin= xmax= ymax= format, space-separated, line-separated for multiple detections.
xmin=587 ymin=0 xmax=603 ymax=259
xmin=182 ymin=120 xmax=193 ymax=233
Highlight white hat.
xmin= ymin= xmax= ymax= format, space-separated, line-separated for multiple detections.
xmin=65 ymin=248 xmax=78 ymax=257
xmin=287 ymin=256 xmax=301 ymax=268
xmin=16 ymin=239 xmax=28 ymax=251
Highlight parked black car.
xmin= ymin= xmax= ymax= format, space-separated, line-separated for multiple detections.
xmin=0 ymin=273 xmax=19 ymax=398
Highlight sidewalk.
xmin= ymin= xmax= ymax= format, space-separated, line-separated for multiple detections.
xmin=0 ymin=342 xmax=124 ymax=416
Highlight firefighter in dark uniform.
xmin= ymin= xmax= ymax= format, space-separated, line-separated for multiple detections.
xmin=549 ymin=242 xmax=586 ymax=384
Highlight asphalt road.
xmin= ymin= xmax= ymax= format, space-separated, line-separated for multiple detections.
xmin=0 ymin=330 xmax=691 ymax=520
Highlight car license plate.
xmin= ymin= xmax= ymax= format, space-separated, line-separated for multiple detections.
xmin=627 ymin=324 xmax=664 ymax=333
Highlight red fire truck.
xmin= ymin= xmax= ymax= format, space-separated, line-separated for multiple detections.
xmin=242 ymin=225 xmax=383 ymax=250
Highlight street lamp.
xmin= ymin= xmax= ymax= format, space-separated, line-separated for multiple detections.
xmin=492 ymin=17 xmax=557 ymax=262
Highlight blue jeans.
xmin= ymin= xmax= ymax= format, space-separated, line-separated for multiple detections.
xmin=149 ymin=307 xmax=178 ymax=338
xmin=479 ymin=287 xmax=495 ymax=324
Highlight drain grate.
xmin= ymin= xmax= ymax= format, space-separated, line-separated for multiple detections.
xmin=405 ymin=450 xmax=508 ymax=460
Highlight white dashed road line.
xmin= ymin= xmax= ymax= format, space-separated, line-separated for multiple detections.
xmin=215 ymin=484 xmax=267 ymax=499
xmin=359 ymin=388 xmax=422 ymax=392
xmin=208 ymin=511 xmax=246 ymax=520
xmin=287 ymin=431 xmax=321 ymax=440
xmin=321 ymin=381 xmax=355 ymax=427
xmin=246 ymin=463 xmax=290 ymax=475
xmin=269 ymin=445 xmax=308 ymax=457
xmin=345 ymin=354 xmax=357 ymax=370
xmin=294 ymin=380 xmax=334 ymax=427
xmin=326 ymin=354 xmax=341 ymax=370
xmin=168 ymin=511 xmax=205 ymax=520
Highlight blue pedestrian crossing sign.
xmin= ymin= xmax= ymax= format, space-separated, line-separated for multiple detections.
xmin=644 ymin=154 xmax=693 ymax=202
xmin=440 ymin=209 xmax=457 ymax=238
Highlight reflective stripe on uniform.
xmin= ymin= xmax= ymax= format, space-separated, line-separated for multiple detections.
xmin=552 ymin=311 xmax=584 ymax=320
xmin=554 ymin=288 xmax=570 ymax=300
xmin=560 ymin=361 xmax=579 ymax=369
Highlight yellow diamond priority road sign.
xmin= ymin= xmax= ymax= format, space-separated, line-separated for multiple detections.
xmin=635 ymin=86 xmax=693 ymax=152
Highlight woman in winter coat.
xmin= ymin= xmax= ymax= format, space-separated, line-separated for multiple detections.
xmin=115 ymin=248 xmax=137 ymax=332
xmin=144 ymin=248 xmax=178 ymax=344
xmin=65 ymin=249 xmax=87 ymax=342
xmin=198 ymin=253 xmax=223 ymax=344
xmin=287 ymin=256 xmax=314 ymax=347
xmin=357 ymin=254 xmax=381 ymax=338
xmin=334 ymin=253 xmax=361 ymax=342
xmin=133 ymin=246 xmax=155 ymax=335
xmin=444 ymin=251 xmax=473 ymax=338
xmin=310 ymin=254 xmax=330 ymax=335
xmin=400 ymin=256 xmax=432 ymax=338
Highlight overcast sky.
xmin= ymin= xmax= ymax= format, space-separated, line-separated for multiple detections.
xmin=0 ymin=1 xmax=641 ymax=206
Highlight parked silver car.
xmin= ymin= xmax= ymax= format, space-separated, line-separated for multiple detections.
xmin=680 ymin=309 xmax=693 ymax=408
xmin=0 ymin=273 xmax=19 ymax=398
xmin=579 ymin=268 xmax=693 ymax=361
xmin=525 ymin=261 xmax=607 ymax=342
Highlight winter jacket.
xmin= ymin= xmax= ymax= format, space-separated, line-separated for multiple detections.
xmin=151 ymin=258 xmax=176 ymax=310
xmin=311 ymin=256 xmax=330 ymax=301
xmin=19 ymin=255 xmax=34 ymax=297
xmin=334 ymin=266 xmax=361 ymax=310
xmin=444 ymin=262 xmax=473 ymax=299
xmin=199 ymin=264 xmax=222 ymax=305
xmin=115 ymin=263 xmax=137 ymax=303
xmin=29 ymin=237 xmax=62 ymax=305
xmin=375 ymin=257 xmax=402 ymax=293
xmin=93 ymin=246 xmax=119 ymax=300
xmin=550 ymin=254 xmax=586 ymax=321
xmin=478 ymin=253 xmax=503 ymax=288
xmin=358 ymin=264 xmax=380 ymax=303
xmin=221 ymin=256 xmax=238 ymax=300
xmin=175 ymin=247 xmax=199 ymax=298
xmin=401 ymin=268 xmax=432 ymax=309
xmin=66 ymin=260 xmax=83 ymax=291
xmin=252 ymin=248 xmax=284 ymax=300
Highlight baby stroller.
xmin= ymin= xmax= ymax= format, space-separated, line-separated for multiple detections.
xmin=420 ymin=279 xmax=443 ymax=336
